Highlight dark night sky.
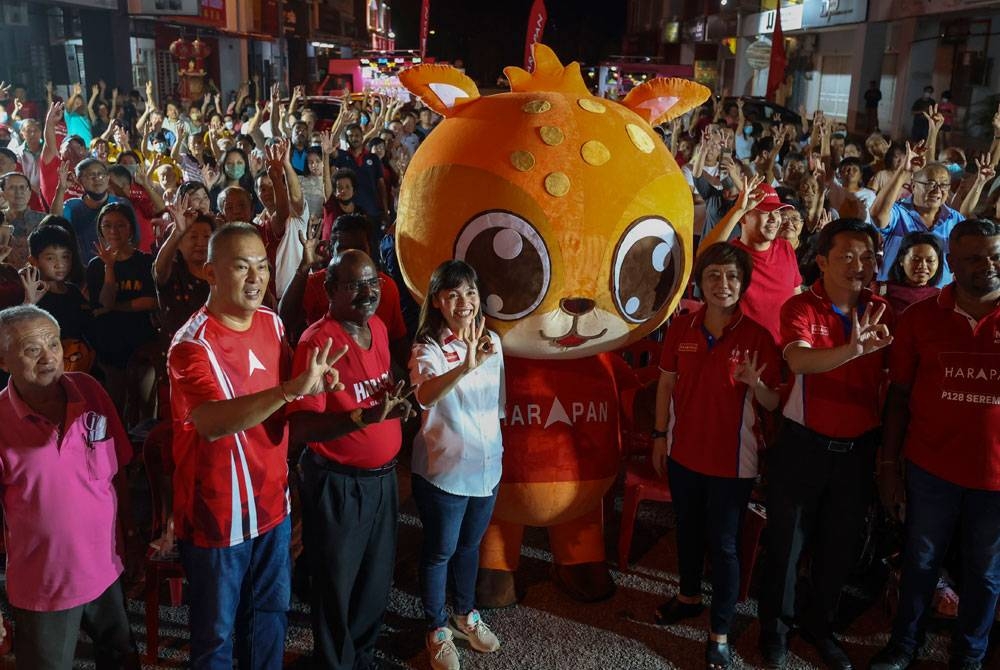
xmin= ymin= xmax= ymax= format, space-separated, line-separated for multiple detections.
xmin=391 ymin=0 xmax=627 ymax=85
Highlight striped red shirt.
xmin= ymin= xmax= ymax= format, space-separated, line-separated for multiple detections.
xmin=168 ymin=306 xmax=292 ymax=548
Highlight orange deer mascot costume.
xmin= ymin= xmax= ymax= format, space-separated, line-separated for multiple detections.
xmin=396 ymin=45 xmax=709 ymax=605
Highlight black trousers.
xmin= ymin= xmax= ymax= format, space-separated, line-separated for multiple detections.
xmin=299 ymin=450 xmax=399 ymax=670
xmin=13 ymin=577 xmax=138 ymax=670
xmin=759 ymin=421 xmax=877 ymax=639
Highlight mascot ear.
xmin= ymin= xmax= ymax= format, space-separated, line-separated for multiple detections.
xmin=398 ymin=65 xmax=480 ymax=117
xmin=622 ymin=78 xmax=712 ymax=126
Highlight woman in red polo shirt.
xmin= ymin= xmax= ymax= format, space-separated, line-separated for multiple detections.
xmin=651 ymin=243 xmax=781 ymax=670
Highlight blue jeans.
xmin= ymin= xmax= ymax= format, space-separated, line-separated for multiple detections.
xmin=891 ymin=462 xmax=1000 ymax=663
xmin=179 ymin=516 xmax=291 ymax=670
xmin=667 ymin=458 xmax=754 ymax=635
xmin=411 ymin=474 xmax=498 ymax=629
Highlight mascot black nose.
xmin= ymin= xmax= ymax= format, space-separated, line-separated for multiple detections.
xmin=560 ymin=297 xmax=595 ymax=316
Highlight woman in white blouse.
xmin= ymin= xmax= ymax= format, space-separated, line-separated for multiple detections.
xmin=409 ymin=260 xmax=505 ymax=670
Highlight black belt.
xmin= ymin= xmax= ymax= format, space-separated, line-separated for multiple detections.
xmin=306 ymin=448 xmax=397 ymax=477
xmin=785 ymin=420 xmax=876 ymax=454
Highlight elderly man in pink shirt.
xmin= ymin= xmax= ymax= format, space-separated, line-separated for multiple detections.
xmin=0 ymin=304 xmax=139 ymax=669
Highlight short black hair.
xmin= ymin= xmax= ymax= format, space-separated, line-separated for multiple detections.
xmin=693 ymin=242 xmax=754 ymax=298
xmin=178 ymin=180 xmax=210 ymax=201
xmin=108 ymin=164 xmax=132 ymax=184
xmin=751 ymin=136 xmax=774 ymax=161
xmin=332 ymin=168 xmax=357 ymax=188
xmin=117 ymin=150 xmax=141 ymax=165
xmin=949 ymin=218 xmax=1000 ymax=246
xmin=0 ymin=148 xmax=17 ymax=165
xmin=75 ymin=157 xmax=107 ymax=178
xmin=839 ymin=156 xmax=863 ymax=170
xmin=889 ymin=232 xmax=944 ymax=285
xmin=343 ymin=122 xmax=363 ymax=136
xmin=815 ymin=218 xmax=879 ymax=257
xmin=28 ymin=224 xmax=74 ymax=257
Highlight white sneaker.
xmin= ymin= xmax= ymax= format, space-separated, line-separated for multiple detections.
xmin=450 ymin=610 xmax=501 ymax=653
xmin=427 ymin=627 xmax=460 ymax=670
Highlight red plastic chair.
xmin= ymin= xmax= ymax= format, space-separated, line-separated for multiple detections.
xmin=142 ymin=421 xmax=185 ymax=663
xmin=618 ymin=460 xmax=673 ymax=569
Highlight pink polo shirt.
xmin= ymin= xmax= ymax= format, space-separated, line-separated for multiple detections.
xmin=0 ymin=372 xmax=131 ymax=611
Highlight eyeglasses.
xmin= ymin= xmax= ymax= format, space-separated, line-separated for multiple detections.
xmin=913 ymin=180 xmax=950 ymax=193
xmin=337 ymin=277 xmax=383 ymax=292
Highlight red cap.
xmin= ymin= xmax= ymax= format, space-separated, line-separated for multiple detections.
xmin=753 ymin=183 xmax=792 ymax=212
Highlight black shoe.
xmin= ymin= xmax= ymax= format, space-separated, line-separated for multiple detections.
xmin=802 ymin=631 xmax=853 ymax=670
xmin=653 ymin=596 xmax=704 ymax=625
xmin=759 ymin=632 xmax=788 ymax=669
xmin=706 ymin=640 xmax=732 ymax=669
xmin=868 ymin=643 xmax=914 ymax=670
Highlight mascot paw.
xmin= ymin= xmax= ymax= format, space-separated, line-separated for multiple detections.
xmin=476 ymin=568 xmax=518 ymax=609
xmin=552 ymin=562 xmax=616 ymax=603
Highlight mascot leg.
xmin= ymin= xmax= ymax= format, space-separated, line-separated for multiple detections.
xmin=476 ymin=519 xmax=524 ymax=608
xmin=549 ymin=505 xmax=616 ymax=602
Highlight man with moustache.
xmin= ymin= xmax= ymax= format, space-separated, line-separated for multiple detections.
xmin=701 ymin=176 xmax=801 ymax=343
xmin=758 ymin=219 xmax=893 ymax=670
xmin=288 ymin=249 xmax=413 ymax=670
xmin=168 ymin=223 xmax=346 ymax=668
xmin=871 ymin=219 xmax=1000 ymax=670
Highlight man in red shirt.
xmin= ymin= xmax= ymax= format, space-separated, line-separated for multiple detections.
xmin=871 ymin=219 xmax=1000 ymax=670
xmin=700 ymin=176 xmax=802 ymax=343
xmin=279 ymin=213 xmax=408 ymax=367
xmin=288 ymin=249 xmax=413 ymax=670
xmin=168 ymin=223 xmax=345 ymax=668
xmin=758 ymin=219 xmax=893 ymax=670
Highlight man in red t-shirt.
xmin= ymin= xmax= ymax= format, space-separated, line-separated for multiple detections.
xmin=288 ymin=249 xmax=413 ymax=670
xmin=758 ymin=219 xmax=893 ymax=670
xmin=871 ymin=219 xmax=1000 ymax=670
xmin=168 ymin=223 xmax=345 ymax=667
xmin=700 ymin=177 xmax=802 ymax=343
xmin=279 ymin=213 xmax=409 ymax=367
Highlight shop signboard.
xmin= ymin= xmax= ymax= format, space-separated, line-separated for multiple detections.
xmin=801 ymin=0 xmax=868 ymax=29
xmin=57 ymin=0 xmax=119 ymax=8
xmin=134 ymin=0 xmax=201 ymax=15
xmin=741 ymin=4 xmax=803 ymax=37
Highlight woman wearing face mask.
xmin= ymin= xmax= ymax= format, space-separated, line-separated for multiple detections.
xmin=878 ymin=231 xmax=943 ymax=314
xmin=208 ymin=147 xmax=258 ymax=214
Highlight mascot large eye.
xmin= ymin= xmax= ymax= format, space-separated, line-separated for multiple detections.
xmin=455 ymin=211 xmax=551 ymax=321
xmin=611 ymin=217 xmax=682 ymax=323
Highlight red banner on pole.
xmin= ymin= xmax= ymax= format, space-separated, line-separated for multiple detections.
xmin=419 ymin=0 xmax=430 ymax=59
xmin=523 ymin=0 xmax=547 ymax=71
xmin=766 ymin=2 xmax=787 ymax=101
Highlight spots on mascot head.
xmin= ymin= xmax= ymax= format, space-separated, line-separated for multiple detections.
xmin=396 ymin=44 xmax=710 ymax=359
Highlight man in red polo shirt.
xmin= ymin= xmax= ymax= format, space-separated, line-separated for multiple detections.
xmin=758 ymin=218 xmax=893 ymax=670
xmin=288 ymin=249 xmax=413 ymax=670
xmin=700 ymin=175 xmax=801 ymax=343
xmin=168 ymin=223 xmax=346 ymax=668
xmin=871 ymin=219 xmax=1000 ymax=670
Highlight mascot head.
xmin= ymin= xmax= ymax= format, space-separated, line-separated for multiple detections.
xmin=396 ymin=44 xmax=709 ymax=359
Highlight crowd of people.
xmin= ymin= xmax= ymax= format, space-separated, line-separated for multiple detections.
xmin=0 ymin=73 xmax=996 ymax=670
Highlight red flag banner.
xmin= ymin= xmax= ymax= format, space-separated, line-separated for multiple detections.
xmin=523 ymin=0 xmax=548 ymax=71
xmin=766 ymin=1 xmax=787 ymax=101
xmin=419 ymin=0 xmax=430 ymax=59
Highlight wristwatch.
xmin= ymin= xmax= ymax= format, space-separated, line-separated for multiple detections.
xmin=650 ymin=429 xmax=668 ymax=439
xmin=350 ymin=408 xmax=369 ymax=429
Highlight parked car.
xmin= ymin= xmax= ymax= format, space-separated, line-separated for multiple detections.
xmin=268 ymin=96 xmax=345 ymax=132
